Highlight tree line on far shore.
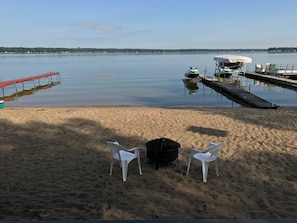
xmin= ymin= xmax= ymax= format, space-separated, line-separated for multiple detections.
xmin=267 ymin=47 xmax=297 ymax=53
xmin=0 ymin=47 xmax=266 ymax=54
xmin=0 ymin=47 xmax=296 ymax=54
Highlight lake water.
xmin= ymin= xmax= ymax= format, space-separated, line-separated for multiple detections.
xmin=1 ymin=52 xmax=297 ymax=108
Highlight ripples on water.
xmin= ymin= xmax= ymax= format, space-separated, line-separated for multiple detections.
xmin=0 ymin=53 xmax=296 ymax=107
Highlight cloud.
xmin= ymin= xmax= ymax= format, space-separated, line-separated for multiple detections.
xmin=68 ymin=20 xmax=119 ymax=34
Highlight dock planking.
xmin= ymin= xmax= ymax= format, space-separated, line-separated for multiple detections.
xmin=0 ymin=71 xmax=60 ymax=89
xmin=241 ymin=72 xmax=297 ymax=90
xmin=0 ymin=71 xmax=61 ymax=99
xmin=199 ymin=76 xmax=278 ymax=109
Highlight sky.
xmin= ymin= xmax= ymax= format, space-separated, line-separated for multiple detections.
xmin=1 ymin=0 xmax=297 ymax=49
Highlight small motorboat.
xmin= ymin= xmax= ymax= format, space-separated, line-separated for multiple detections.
xmin=185 ymin=67 xmax=200 ymax=78
xmin=217 ymin=66 xmax=233 ymax=78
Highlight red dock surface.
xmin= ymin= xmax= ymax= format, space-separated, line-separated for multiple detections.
xmin=0 ymin=71 xmax=60 ymax=89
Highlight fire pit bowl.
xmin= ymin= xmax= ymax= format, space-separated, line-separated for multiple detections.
xmin=145 ymin=138 xmax=180 ymax=170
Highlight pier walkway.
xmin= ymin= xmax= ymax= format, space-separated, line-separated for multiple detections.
xmin=0 ymin=71 xmax=60 ymax=99
xmin=199 ymin=76 xmax=278 ymax=109
xmin=241 ymin=72 xmax=297 ymax=90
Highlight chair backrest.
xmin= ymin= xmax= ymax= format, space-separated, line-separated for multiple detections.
xmin=205 ymin=142 xmax=223 ymax=161
xmin=107 ymin=141 xmax=127 ymax=160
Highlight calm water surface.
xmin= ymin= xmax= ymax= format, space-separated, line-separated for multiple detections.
xmin=1 ymin=52 xmax=297 ymax=107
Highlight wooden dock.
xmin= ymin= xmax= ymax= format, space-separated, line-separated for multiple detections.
xmin=199 ymin=76 xmax=278 ymax=109
xmin=240 ymin=72 xmax=297 ymax=90
xmin=0 ymin=71 xmax=60 ymax=99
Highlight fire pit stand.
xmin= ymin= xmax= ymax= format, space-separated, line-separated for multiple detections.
xmin=145 ymin=138 xmax=180 ymax=170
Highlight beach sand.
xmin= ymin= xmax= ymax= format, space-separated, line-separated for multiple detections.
xmin=0 ymin=107 xmax=296 ymax=220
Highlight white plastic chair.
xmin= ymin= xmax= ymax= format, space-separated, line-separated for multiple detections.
xmin=186 ymin=142 xmax=223 ymax=182
xmin=107 ymin=141 xmax=142 ymax=181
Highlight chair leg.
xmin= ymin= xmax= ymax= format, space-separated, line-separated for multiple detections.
xmin=201 ymin=161 xmax=209 ymax=182
xmin=109 ymin=159 xmax=114 ymax=176
xmin=186 ymin=157 xmax=192 ymax=175
xmin=137 ymin=157 xmax=142 ymax=175
xmin=215 ymin=159 xmax=219 ymax=176
xmin=121 ymin=160 xmax=128 ymax=181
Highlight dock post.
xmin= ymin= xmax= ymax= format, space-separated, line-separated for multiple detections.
xmin=14 ymin=80 xmax=18 ymax=97
xmin=231 ymin=87 xmax=234 ymax=107
xmin=32 ymin=78 xmax=36 ymax=90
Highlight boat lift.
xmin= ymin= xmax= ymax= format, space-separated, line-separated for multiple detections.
xmin=213 ymin=55 xmax=252 ymax=78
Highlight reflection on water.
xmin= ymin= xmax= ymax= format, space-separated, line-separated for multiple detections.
xmin=183 ymin=78 xmax=199 ymax=95
xmin=217 ymin=76 xmax=244 ymax=89
xmin=1 ymin=53 xmax=296 ymax=107
xmin=0 ymin=81 xmax=61 ymax=101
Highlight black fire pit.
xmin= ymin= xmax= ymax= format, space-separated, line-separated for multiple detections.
xmin=145 ymin=138 xmax=180 ymax=170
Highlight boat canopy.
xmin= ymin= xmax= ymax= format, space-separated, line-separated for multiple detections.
xmin=213 ymin=55 xmax=252 ymax=63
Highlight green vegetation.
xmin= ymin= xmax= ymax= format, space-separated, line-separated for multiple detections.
xmin=0 ymin=47 xmax=267 ymax=54
xmin=1 ymin=47 xmax=296 ymax=54
xmin=268 ymin=47 xmax=297 ymax=53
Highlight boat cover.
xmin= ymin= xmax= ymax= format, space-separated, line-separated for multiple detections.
xmin=214 ymin=55 xmax=252 ymax=63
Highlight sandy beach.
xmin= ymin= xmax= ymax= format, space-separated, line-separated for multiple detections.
xmin=0 ymin=107 xmax=296 ymax=220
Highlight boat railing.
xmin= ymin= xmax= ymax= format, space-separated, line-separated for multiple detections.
xmin=278 ymin=64 xmax=294 ymax=72
xmin=257 ymin=63 xmax=297 ymax=75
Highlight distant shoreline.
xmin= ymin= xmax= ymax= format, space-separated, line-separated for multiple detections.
xmin=1 ymin=47 xmax=296 ymax=54
xmin=0 ymin=47 xmax=266 ymax=54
